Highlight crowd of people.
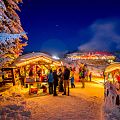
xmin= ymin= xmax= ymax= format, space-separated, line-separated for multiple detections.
xmin=79 ymin=64 xmax=92 ymax=88
xmin=47 ymin=63 xmax=94 ymax=96
xmin=28 ymin=64 xmax=93 ymax=96
xmin=47 ymin=66 xmax=75 ymax=96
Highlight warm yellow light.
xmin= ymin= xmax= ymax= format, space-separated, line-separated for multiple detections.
xmin=50 ymin=64 xmax=55 ymax=66
xmin=16 ymin=56 xmax=53 ymax=67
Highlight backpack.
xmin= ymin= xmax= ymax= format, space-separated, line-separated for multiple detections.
xmin=79 ymin=71 xmax=83 ymax=77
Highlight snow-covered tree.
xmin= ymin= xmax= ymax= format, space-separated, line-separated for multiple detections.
xmin=0 ymin=0 xmax=28 ymax=67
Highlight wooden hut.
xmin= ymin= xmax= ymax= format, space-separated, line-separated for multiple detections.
xmin=104 ymin=62 xmax=120 ymax=83
xmin=1 ymin=52 xmax=61 ymax=86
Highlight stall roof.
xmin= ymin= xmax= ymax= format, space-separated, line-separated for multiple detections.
xmin=17 ymin=52 xmax=53 ymax=60
xmin=105 ymin=62 xmax=120 ymax=73
xmin=12 ymin=52 xmax=61 ymax=67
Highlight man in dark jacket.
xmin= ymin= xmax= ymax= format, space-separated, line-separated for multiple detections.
xmin=62 ymin=66 xmax=70 ymax=95
xmin=53 ymin=69 xmax=58 ymax=96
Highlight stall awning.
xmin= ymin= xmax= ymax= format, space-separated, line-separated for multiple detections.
xmin=12 ymin=52 xmax=61 ymax=67
xmin=105 ymin=62 xmax=120 ymax=73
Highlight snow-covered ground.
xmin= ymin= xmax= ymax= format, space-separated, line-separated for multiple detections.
xmin=0 ymin=82 xmax=104 ymax=120
xmin=28 ymin=82 xmax=104 ymax=120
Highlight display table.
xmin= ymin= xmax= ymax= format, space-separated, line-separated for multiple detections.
xmin=25 ymin=78 xmax=47 ymax=95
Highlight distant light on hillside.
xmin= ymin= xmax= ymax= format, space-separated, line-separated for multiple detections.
xmin=52 ymin=56 xmax=60 ymax=60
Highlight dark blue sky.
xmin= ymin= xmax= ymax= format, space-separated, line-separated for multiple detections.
xmin=20 ymin=0 xmax=120 ymax=56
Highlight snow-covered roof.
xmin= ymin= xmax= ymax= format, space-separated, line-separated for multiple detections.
xmin=105 ymin=62 xmax=120 ymax=73
xmin=12 ymin=52 xmax=61 ymax=67
xmin=66 ymin=51 xmax=115 ymax=60
xmin=17 ymin=52 xmax=53 ymax=60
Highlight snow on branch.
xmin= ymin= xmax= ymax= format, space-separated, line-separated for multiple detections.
xmin=0 ymin=0 xmax=6 ymax=11
xmin=0 ymin=32 xmax=26 ymax=42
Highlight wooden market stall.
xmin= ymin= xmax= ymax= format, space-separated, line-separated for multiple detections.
xmin=1 ymin=52 xmax=61 ymax=88
xmin=104 ymin=62 xmax=120 ymax=106
xmin=9 ymin=52 xmax=61 ymax=94
xmin=104 ymin=62 xmax=120 ymax=83
xmin=13 ymin=52 xmax=61 ymax=80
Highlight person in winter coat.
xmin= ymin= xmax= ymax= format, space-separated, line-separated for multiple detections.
xmin=81 ymin=67 xmax=86 ymax=88
xmin=53 ymin=69 xmax=59 ymax=96
xmin=57 ymin=68 xmax=64 ymax=92
xmin=89 ymin=72 xmax=92 ymax=82
xmin=70 ymin=67 xmax=75 ymax=88
xmin=79 ymin=67 xmax=82 ymax=81
xmin=48 ymin=69 xmax=54 ymax=94
xmin=62 ymin=66 xmax=70 ymax=95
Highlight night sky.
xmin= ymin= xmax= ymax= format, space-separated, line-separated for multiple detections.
xmin=20 ymin=0 xmax=120 ymax=56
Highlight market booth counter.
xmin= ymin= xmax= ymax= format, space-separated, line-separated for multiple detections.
xmin=25 ymin=75 xmax=48 ymax=95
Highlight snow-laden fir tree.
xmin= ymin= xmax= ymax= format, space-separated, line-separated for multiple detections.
xmin=0 ymin=0 xmax=28 ymax=67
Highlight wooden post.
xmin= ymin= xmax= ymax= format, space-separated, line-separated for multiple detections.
xmin=1 ymin=68 xmax=5 ymax=85
xmin=24 ymin=66 xmax=28 ymax=88
xmin=12 ymin=68 xmax=16 ymax=86
xmin=35 ymin=64 xmax=37 ymax=81
xmin=24 ymin=66 xmax=27 ymax=77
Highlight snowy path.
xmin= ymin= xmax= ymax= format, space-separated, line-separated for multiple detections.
xmin=26 ymin=82 xmax=104 ymax=120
